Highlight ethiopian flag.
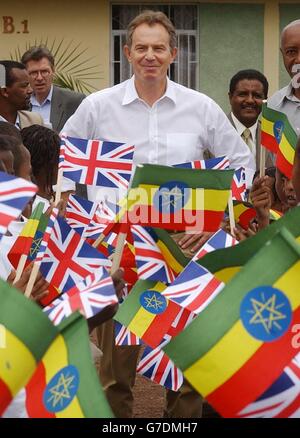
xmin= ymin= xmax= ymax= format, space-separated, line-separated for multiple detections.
xmin=0 ymin=279 xmax=57 ymax=415
xmin=24 ymin=313 xmax=113 ymax=418
xmin=165 ymin=228 xmax=300 ymax=417
xmin=121 ymin=164 xmax=234 ymax=231
xmin=261 ymin=104 xmax=297 ymax=178
xmin=147 ymin=227 xmax=189 ymax=274
xmin=8 ymin=202 xmax=46 ymax=269
xmin=199 ymin=206 xmax=300 ymax=284
xmin=232 ymin=201 xmax=256 ymax=230
xmin=114 ymin=280 xmax=183 ymax=348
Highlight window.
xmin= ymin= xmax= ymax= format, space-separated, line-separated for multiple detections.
xmin=111 ymin=4 xmax=198 ymax=89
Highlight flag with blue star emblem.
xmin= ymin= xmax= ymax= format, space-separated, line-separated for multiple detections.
xmin=164 ymin=228 xmax=300 ymax=417
xmin=15 ymin=313 xmax=113 ymax=418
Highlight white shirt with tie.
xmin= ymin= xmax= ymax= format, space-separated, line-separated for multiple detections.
xmin=231 ymin=112 xmax=258 ymax=162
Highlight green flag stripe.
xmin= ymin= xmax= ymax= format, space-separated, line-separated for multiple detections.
xmin=0 ymin=279 xmax=57 ymax=360
xmin=31 ymin=202 xmax=45 ymax=220
xmin=59 ymin=313 xmax=113 ymax=417
xmin=151 ymin=228 xmax=189 ymax=267
xmin=114 ymin=279 xmax=156 ymax=324
xmin=165 ymin=229 xmax=300 ymax=370
xmin=131 ymin=164 xmax=234 ymax=190
xmin=200 ymin=206 xmax=300 ymax=273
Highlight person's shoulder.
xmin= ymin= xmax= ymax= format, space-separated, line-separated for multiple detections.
xmin=171 ymin=80 xmax=219 ymax=106
xmin=53 ymin=85 xmax=86 ymax=100
xmin=268 ymin=85 xmax=289 ymax=107
xmin=83 ymin=80 xmax=128 ymax=103
xmin=18 ymin=110 xmax=43 ymax=125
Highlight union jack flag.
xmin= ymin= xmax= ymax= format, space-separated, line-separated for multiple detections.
xmin=173 ymin=156 xmax=230 ymax=170
xmin=65 ymin=194 xmax=98 ymax=236
xmin=85 ymin=199 xmax=120 ymax=240
xmin=231 ymin=167 xmax=247 ymax=201
xmin=114 ymin=320 xmax=142 ymax=346
xmin=43 ymin=268 xmax=117 ymax=325
xmin=137 ymin=307 xmax=195 ymax=390
xmin=192 ymin=229 xmax=238 ymax=261
xmin=131 ymin=225 xmax=176 ymax=283
xmin=162 ymin=261 xmax=224 ymax=314
xmin=237 ymin=353 xmax=300 ymax=418
xmin=0 ymin=171 xmax=37 ymax=235
xmin=40 ymin=217 xmax=111 ymax=293
xmin=60 ymin=136 xmax=134 ymax=189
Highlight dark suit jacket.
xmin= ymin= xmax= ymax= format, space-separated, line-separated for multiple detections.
xmin=227 ymin=113 xmax=274 ymax=171
xmin=50 ymin=86 xmax=85 ymax=133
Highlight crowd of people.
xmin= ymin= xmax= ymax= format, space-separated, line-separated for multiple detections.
xmin=1 ymin=10 xmax=300 ymax=418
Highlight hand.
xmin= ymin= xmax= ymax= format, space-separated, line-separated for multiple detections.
xmin=7 ymin=263 xmax=49 ymax=303
xmin=178 ymin=231 xmax=214 ymax=254
xmin=111 ymin=268 xmax=126 ymax=300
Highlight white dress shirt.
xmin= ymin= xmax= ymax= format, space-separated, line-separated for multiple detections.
xmin=231 ymin=112 xmax=257 ymax=161
xmin=61 ymin=76 xmax=255 ymax=200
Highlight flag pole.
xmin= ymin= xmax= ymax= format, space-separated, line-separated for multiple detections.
xmin=228 ymin=191 xmax=235 ymax=236
xmin=13 ymin=254 xmax=28 ymax=284
xmin=259 ymin=101 xmax=266 ymax=177
xmin=24 ymin=262 xmax=40 ymax=298
xmin=111 ymin=231 xmax=127 ymax=273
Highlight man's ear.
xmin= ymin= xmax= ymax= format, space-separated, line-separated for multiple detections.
xmin=0 ymin=86 xmax=8 ymax=98
xmin=170 ymin=47 xmax=177 ymax=64
xmin=123 ymin=45 xmax=131 ymax=63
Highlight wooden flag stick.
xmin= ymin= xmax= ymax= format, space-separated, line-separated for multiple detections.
xmin=54 ymin=166 xmax=63 ymax=205
xmin=228 ymin=192 xmax=236 ymax=236
xmin=259 ymin=100 xmax=266 ymax=178
xmin=13 ymin=253 xmax=28 ymax=284
xmin=24 ymin=262 xmax=40 ymax=298
xmin=111 ymin=231 xmax=127 ymax=274
xmin=92 ymin=232 xmax=105 ymax=248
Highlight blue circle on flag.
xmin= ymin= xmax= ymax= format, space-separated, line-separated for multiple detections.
xmin=140 ymin=290 xmax=167 ymax=314
xmin=153 ymin=181 xmax=190 ymax=213
xmin=240 ymin=286 xmax=292 ymax=342
xmin=273 ymin=121 xmax=284 ymax=144
xmin=43 ymin=365 xmax=79 ymax=413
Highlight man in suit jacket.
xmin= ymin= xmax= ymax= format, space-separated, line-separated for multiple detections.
xmin=0 ymin=60 xmax=43 ymax=129
xmin=21 ymin=46 xmax=85 ymax=132
xmin=228 ymin=69 xmax=273 ymax=170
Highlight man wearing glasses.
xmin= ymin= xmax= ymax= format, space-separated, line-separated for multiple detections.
xmin=21 ymin=46 xmax=85 ymax=132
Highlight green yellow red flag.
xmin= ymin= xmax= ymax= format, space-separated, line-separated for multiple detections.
xmin=23 ymin=313 xmax=113 ymax=418
xmin=114 ymin=279 xmax=183 ymax=348
xmin=120 ymin=164 xmax=234 ymax=232
xmin=165 ymin=228 xmax=300 ymax=417
xmin=0 ymin=278 xmax=57 ymax=415
xmin=261 ymin=104 xmax=297 ymax=178
xmin=199 ymin=206 xmax=300 ymax=283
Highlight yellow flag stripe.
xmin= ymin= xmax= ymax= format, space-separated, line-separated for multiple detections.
xmin=21 ymin=218 xmax=40 ymax=238
xmin=43 ymin=334 xmax=84 ymax=418
xmin=278 ymin=133 xmax=295 ymax=164
xmin=128 ymin=185 xmax=230 ymax=211
xmin=0 ymin=330 xmax=36 ymax=397
xmin=214 ymin=266 xmax=240 ymax=284
xmin=261 ymin=118 xmax=274 ymax=136
xmin=185 ymin=260 xmax=300 ymax=396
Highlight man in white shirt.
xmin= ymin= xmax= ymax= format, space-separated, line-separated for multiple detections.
xmin=61 ymin=10 xmax=255 ymax=418
xmin=228 ymin=69 xmax=273 ymax=170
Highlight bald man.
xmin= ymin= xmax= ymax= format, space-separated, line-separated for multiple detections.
xmin=268 ymin=20 xmax=300 ymax=134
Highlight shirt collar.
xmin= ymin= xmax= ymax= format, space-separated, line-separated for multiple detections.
xmin=231 ymin=112 xmax=257 ymax=139
xmin=31 ymin=85 xmax=53 ymax=106
xmin=0 ymin=114 xmax=21 ymax=129
xmin=122 ymin=76 xmax=176 ymax=106
xmin=279 ymin=82 xmax=300 ymax=104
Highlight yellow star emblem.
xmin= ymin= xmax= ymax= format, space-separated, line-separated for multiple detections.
xmin=47 ymin=372 xmax=76 ymax=409
xmin=247 ymin=293 xmax=287 ymax=334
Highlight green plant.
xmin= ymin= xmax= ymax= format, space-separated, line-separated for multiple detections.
xmin=10 ymin=38 xmax=102 ymax=94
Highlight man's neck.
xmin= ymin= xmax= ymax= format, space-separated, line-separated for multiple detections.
xmin=35 ymin=91 xmax=49 ymax=104
xmin=134 ymin=78 xmax=167 ymax=107
xmin=293 ymin=86 xmax=300 ymax=100
xmin=0 ymin=109 xmax=17 ymax=124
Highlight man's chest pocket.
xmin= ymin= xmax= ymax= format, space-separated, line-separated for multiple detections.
xmin=167 ymin=133 xmax=200 ymax=164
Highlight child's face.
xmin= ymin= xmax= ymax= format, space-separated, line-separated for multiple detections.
xmin=282 ymin=175 xmax=298 ymax=208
